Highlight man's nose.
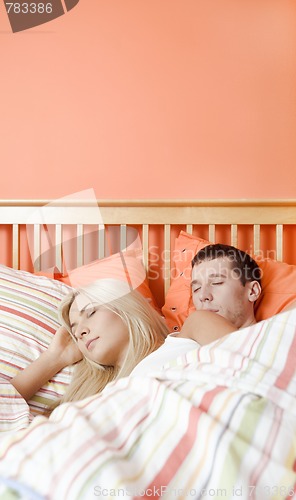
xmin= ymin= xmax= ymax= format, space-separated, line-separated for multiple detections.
xmin=199 ymin=286 xmax=213 ymax=302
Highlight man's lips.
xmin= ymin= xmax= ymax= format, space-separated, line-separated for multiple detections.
xmin=85 ymin=337 xmax=100 ymax=350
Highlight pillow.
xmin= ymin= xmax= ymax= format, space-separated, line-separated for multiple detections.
xmin=161 ymin=232 xmax=209 ymax=331
xmin=253 ymin=257 xmax=296 ymax=321
xmin=0 ymin=265 xmax=73 ymax=416
xmin=162 ymin=231 xmax=296 ymax=331
xmin=38 ymin=249 xmax=159 ymax=312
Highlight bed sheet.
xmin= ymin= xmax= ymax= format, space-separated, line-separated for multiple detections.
xmin=0 ymin=310 xmax=296 ymax=499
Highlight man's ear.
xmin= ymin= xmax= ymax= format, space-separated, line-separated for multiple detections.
xmin=247 ymin=281 xmax=262 ymax=303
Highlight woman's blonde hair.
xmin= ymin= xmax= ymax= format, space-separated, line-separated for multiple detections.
xmin=56 ymin=279 xmax=168 ymax=405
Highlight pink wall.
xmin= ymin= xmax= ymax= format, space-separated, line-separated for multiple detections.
xmin=0 ymin=0 xmax=295 ymax=200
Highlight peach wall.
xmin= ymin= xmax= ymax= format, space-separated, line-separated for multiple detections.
xmin=0 ymin=0 xmax=295 ymax=200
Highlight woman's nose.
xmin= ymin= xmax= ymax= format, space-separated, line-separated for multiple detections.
xmin=75 ymin=324 xmax=90 ymax=339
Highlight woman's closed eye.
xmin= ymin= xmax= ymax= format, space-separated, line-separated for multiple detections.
xmin=87 ymin=309 xmax=96 ymax=318
xmin=85 ymin=304 xmax=100 ymax=318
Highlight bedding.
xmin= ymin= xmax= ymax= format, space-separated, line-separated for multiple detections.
xmin=162 ymin=231 xmax=296 ymax=331
xmin=0 ymin=265 xmax=73 ymax=418
xmin=0 ymin=309 xmax=296 ymax=499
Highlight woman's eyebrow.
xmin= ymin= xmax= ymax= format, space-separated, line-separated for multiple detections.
xmin=69 ymin=303 xmax=97 ymax=329
xmin=69 ymin=305 xmax=88 ymax=329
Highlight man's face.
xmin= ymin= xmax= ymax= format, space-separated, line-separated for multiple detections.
xmin=191 ymin=257 xmax=254 ymax=329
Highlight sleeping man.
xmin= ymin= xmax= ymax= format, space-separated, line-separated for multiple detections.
xmin=131 ymin=243 xmax=262 ymax=376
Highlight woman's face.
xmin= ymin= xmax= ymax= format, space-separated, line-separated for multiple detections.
xmin=69 ymin=293 xmax=130 ymax=367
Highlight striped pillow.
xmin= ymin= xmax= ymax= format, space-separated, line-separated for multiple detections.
xmin=0 ymin=265 xmax=73 ymax=415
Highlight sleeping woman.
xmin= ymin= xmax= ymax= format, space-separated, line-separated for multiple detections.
xmin=10 ymin=279 xmax=169 ymax=407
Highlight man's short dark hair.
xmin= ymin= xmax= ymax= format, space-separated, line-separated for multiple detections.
xmin=191 ymin=244 xmax=261 ymax=286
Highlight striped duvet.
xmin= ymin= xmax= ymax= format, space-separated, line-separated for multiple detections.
xmin=0 ymin=309 xmax=296 ymax=499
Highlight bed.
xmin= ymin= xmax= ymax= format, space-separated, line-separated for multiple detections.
xmin=0 ymin=198 xmax=296 ymax=499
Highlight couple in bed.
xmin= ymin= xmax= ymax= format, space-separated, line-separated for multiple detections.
xmin=10 ymin=243 xmax=268 ymax=410
xmin=11 ymin=245 xmax=268 ymax=405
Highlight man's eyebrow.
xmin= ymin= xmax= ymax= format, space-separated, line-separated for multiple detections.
xmin=208 ymin=272 xmax=228 ymax=278
xmin=191 ymin=273 xmax=227 ymax=286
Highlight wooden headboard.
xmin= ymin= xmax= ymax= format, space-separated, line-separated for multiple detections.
xmin=1 ymin=199 xmax=296 ymax=305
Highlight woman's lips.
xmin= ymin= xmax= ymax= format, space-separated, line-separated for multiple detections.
xmin=85 ymin=337 xmax=99 ymax=350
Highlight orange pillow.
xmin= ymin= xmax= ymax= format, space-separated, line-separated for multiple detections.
xmin=36 ymin=249 xmax=159 ymax=312
xmin=161 ymin=231 xmax=209 ymax=331
xmin=254 ymin=257 xmax=296 ymax=321
xmin=162 ymin=231 xmax=296 ymax=331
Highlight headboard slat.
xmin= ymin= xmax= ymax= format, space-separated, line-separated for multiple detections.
xmin=55 ymin=225 xmax=62 ymax=273
xmin=33 ymin=224 xmax=41 ymax=272
xmin=253 ymin=225 xmax=261 ymax=256
xmin=208 ymin=225 xmax=215 ymax=243
xmin=164 ymin=225 xmax=171 ymax=298
xmin=12 ymin=224 xmax=19 ymax=270
xmin=120 ymin=225 xmax=127 ymax=252
xmin=276 ymin=225 xmax=283 ymax=262
xmin=231 ymin=225 xmax=238 ymax=247
xmin=142 ymin=224 xmax=149 ymax=272
xmin=76 ymin=224 xmax=84 ymax=267
xmin=98 ymin=224 xmax=105 ymax=259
